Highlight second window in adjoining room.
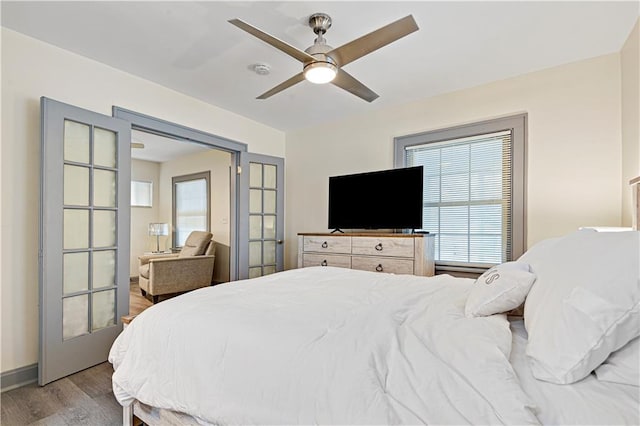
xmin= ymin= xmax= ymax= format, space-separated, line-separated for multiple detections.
xmin=172 ymin=171 xmax=211 ymax=248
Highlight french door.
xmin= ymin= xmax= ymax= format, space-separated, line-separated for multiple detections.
xmin=39 ymin=97 xmax=131 ymax=385
xmin=238 ymin=153 xmax=285 ymax=279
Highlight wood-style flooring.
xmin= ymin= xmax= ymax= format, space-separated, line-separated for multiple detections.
xmin=1 ymin=281 xmax=153 ymax=425
xmin=1 ymin=362 xmax=121 ymax=425
xmin=129 ymin=280 xmax=153 ymax=316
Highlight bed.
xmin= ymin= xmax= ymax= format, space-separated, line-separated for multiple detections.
xmin=110 ymin=181 xmax=640 ymax=425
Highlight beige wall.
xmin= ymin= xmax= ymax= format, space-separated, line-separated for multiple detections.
xmin=1 ymin=29 xmax=285 ymax=373
xmin=129 ymin=149 xmax=232 ymax=283
xmin=621 ymin=19 xmax=640 ymax=226
xmin=285 ymin=54 xmax=623 ymax=270
xmin=157 ymin=148 xmax=232 ymax=282
xmin=0 ymin=23 xmax=632 ymax=376
xmin=130 ymin=159 xmax=161 ymax=275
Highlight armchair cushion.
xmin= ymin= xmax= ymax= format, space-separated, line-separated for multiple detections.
xmin=139 ymin=264 xmax=149 ymax=279
xmin=138 ymin=253 xmax=178 ymax=278
xmin=179 ymin=231 xmax=213 ymax=257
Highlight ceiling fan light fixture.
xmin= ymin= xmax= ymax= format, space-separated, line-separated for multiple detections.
xmin=303 ymin=62 xmax=337 ymax=84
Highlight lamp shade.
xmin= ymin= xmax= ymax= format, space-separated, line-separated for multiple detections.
xmin=148 ymin=223 xmax=169 ymax=236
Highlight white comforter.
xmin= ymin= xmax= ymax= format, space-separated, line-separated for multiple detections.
xmin=109 ymin=267 xmax=538 ymax=425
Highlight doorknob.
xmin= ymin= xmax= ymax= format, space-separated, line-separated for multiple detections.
xmin=277 ymin=240 xmax=283 ymax=244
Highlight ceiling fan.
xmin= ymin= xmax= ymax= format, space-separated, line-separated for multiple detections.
xmin=229 ymin=13 xmax=418 ymax=102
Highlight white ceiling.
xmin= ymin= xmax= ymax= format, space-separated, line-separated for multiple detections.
xmin=2 ymin=1 xmax=638 ymax=132
xmin=131 ymin=130 xmax=212 ymax=163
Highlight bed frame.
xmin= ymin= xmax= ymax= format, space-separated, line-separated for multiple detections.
xmin=123 ymin=400 xmax=200 ymax=425
xmin=121 ymin=176 xmax=640 ymax=426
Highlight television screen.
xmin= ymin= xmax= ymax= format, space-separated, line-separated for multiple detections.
xmin=328 ymin=166 xmax=423 ymax=231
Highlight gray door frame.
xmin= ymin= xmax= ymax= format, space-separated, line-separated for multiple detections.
xmin=112 ymin=107 xmax=248 ymax=281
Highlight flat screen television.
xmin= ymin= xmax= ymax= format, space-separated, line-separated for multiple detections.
xmin=328 ymin=166 xmax=423 ymax=231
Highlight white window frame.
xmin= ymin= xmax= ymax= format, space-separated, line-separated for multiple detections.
xmin=394 ymin=114 xmax=527 ymax=273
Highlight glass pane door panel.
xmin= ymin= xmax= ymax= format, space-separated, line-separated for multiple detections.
xmin=94 ymin=169 xmax=116 ymax=207
xmin=249 ymin=162 xmax=262 ymax=187
xmin=249 ymin=189 xmax=262 ymax=213
xmin=249 ymin=241 xmax=262 ymax=266
xmin=92 ymin=250 xmax=116 ymax=289
xmin=263 ymin=241 xmax=276 ymax=265
xmin=264 ymin=190 xmax=276 ymax=214
xmin=63 ymin=165 xmax=89 ymax=206
xmin=249 ymin=215 xmax=262 ymax=239
xmin=63 ymin=252 xmax=89 ymax=294
xmin=263 ymin=165 xmax=276 ymax=189
xmin=93 ymin=210 xmax=116 ymax=247
xmin=93 ymin=128 xmax=117 ymax=168
xmin=263 ymin=215 xmax=276 ymax=239
xmin=240 ymin=153 xmax=283 ymax=280
xmin=63 ymin=209 xmax=89 ymax=249
xmin=63 ymin=120 xmax=90 ymax=164
xmin=62 ymin=294 xmax=88 ymax=340
xmin=92 ymin=290 xmax=115 ymax=331
xmin=41 ymin=97 xmax=131 ymax=385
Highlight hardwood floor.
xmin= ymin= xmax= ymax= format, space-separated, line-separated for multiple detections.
xmin=1 ymin=362 xmax=121 ymax=425
xmin=1 ymin=282 xmax=153 ymax=425
xmin=129 ymin=280 xmax=153 ymax=316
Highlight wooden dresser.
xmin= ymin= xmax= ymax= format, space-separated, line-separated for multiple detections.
xmin=297 ymin=232 xmax=435 ymax=277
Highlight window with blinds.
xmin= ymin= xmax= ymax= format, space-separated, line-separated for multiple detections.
xmin=172 ymin=171 xmax=211 ymax=248
xmin=406 ymin=130 xmax=511 ymax=266
xmin=394 ymin=115 xmax=526 ymax=272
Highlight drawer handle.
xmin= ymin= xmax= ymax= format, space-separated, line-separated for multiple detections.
xmin=375 ymin=264 xmax=384 ymax=272
xmin=321 ymin=241 xmax=328 ymax=248
xmin=321 ymin=260 xmax=328 ymax=266
xmin=375 ymin=243 xmax=383 ymax=251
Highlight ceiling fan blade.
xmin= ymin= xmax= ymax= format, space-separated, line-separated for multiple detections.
xmin=229 ymin=19 xmax=316 ymax=64
xmin=328 ymin=15 xmax=418 ymax=67
xmin=257 ymin=72 xmax=306 ymax=99
xmin=332 ymin=69 xmax=379 ymax=102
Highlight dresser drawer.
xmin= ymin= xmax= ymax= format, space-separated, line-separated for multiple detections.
xmin=303 ymin=236 xmax=351 ymax=254
xmin=351 ymin=237 xmax=414 ymax=257
xmin=351 ymin=256 xmax=414 ymax=275
xmin=303 ymin=253 xmax=352 ymax=268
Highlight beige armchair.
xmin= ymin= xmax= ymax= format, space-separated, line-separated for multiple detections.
xmin=138 ymin=231 xmax=216 ymax=303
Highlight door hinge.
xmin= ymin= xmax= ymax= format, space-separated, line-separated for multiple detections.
xmin=237 ymin=166 xmax=242 ymax=175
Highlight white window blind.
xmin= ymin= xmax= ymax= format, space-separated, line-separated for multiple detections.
xmin=405 ymin=130 xmax=512 ymax=267
xmin=131 ymin=180 xmax=152 ymax=207
xmin=174 ymin=178 xmax=208 ymax=247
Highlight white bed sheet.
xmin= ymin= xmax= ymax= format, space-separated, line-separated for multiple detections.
xmin=509 ymin=319 xmax=640 ymax=425
xmin=110 ymin=267 xmax=539 ymax=425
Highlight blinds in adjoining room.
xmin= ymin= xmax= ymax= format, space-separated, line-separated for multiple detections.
xmin=174 ymin=178 xmax=208 ymax=247
xmin=406 ymin=130 xmax=512 ymax=267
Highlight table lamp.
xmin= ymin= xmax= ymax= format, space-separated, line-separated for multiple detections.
xmin=148 ymin=223 xmax=169 ymax=253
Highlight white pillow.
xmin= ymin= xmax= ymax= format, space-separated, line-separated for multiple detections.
xmin=523 ymin=230 xmax=640 ymax=384
xmin=595 ymin=337 xmax=639 ymax=387
xmin=465 ymin=262 xmax=536 ymax=318
xmin=517 ymin=236 xmax=563 ymax=264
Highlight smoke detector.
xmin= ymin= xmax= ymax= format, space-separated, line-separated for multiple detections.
xmin=251 ymin=63 xmax=271 ymax=75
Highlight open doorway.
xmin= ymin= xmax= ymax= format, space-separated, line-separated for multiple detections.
xmin=114 ymin=106 xmax=285 ymax=309
xmin=128 ymin=130 xmax=232 ymax=313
